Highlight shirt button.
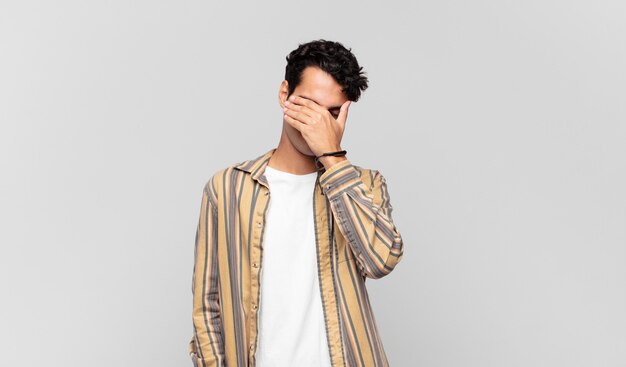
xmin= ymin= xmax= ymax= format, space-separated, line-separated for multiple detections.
xmin=252 ymin=304 xmax=258 ymax=310
xmin=257 ymin=222 xmax=262 ymax=227
xmin=250 ymin=345 xmax=254 ymax=351
xmin=253 ymin=262 xmax=258 ymax=268
xmin=327 ymin=185 xmax=331 ymax=189
xmin=264 ymin=191 xmax=269 ymax=195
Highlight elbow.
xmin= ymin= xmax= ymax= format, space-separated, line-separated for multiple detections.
xmin=362 ymin=234 xmax=404 ymax=280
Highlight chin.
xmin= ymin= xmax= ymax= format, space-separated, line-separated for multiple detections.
xmin=292 ymin=145 xmax=314 ymax=157
xmin=296 ymin=143 xmax=315 ymax=157
xmin=286 ymin=129 xmax=315 ymax=156
xmin=302 ymin=147 xmax=315 ymax=156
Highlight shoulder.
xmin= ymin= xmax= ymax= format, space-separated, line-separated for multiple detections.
xmin=201 ymin=166 xmax=229 ymax=204
xmin=200 ymin=159 xmax=250 ymax=201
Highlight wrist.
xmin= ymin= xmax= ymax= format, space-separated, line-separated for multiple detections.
xmin=319 ymin=155 xmax=347 ymax=170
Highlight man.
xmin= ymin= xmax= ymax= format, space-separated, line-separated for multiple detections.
xmin=189 ymin=39 xmax=404 ymax=367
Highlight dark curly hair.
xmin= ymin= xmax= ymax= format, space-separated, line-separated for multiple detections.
xmin=285 ymin=39 xmax=369 ymax=102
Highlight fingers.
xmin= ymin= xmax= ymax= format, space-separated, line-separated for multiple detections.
xmin=336 ymin=100 xmax=351 ymax=126
xmin=283 ymin=104 xmax=316 ymax=125
xmin=283 ymin=113 xmax=308 ymax=133
xmin=283 ymin=100 xmax=317 ymax=119
xmin=287 ymin=95 xmax=327 ymax=114
xmin=284 ymin=95 xmax=351 ymax=129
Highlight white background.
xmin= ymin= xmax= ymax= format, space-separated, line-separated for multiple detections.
xmin=1 ymin=1 xmax=624 ymax=366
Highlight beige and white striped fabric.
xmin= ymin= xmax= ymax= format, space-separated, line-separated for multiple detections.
xmin=189 ymin=147 xmax=404 ymax=367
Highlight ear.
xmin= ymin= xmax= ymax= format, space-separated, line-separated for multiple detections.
xmin=278 ymin=80 xmax=289 ymax=108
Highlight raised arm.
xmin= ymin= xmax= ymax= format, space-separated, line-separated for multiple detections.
xmin=320 ymin=160 xmax=404 ymax=279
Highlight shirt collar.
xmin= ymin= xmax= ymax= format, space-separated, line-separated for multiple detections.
xmin=233 ymin=147 xmax=325 ymax=189
xmin=233 ymin=147 xmax=277 ymax=184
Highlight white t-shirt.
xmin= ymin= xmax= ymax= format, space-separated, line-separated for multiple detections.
xmin=256 ymin=165 xmax=332 ymax=367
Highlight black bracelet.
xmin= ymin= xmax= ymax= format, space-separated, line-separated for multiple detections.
xmin=314 ymin=149 xmax=347 ymax=170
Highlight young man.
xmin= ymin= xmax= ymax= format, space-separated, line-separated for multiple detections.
xmin=189 ymin=39 xmax=405 ymax=367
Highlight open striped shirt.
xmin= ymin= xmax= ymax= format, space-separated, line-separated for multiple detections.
xmin=189 ymin=147 xmax=405 ymax=367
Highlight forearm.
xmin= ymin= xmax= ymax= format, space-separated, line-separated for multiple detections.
xmin=320 ymin=159 xmax=404 ymax=279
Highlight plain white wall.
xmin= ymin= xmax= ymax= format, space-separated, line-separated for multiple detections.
xmin=1 ymin=1 xmax=624 ymax=366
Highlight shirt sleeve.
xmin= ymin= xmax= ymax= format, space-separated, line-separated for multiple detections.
xmin=190 ymin=177 xmax=226 ymax=366
xmin=320 ymin=159 xmax=405 ymax=279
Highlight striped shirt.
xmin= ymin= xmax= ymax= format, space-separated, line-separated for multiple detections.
xmin=189 ymin=147 xmax=405 ymax=367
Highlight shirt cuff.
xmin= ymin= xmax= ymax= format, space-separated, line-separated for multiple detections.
xmin=319 ymin=159 xmax=361 ymax=199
